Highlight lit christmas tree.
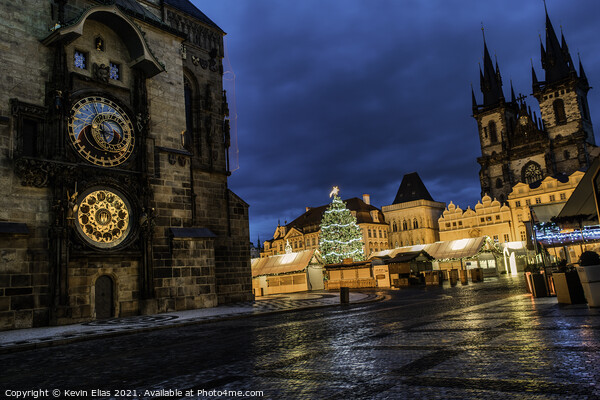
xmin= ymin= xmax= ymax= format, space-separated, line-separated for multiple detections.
xmin=319 ymin=186 xmax=365 ymax=264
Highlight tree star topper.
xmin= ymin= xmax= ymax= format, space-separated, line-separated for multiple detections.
xmin=329 ymin=186 xmax=339 ymax=198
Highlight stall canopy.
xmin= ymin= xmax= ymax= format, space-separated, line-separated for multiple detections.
xmin=251 ymin=249 xmax=321 ymax=277
xmin=556 ymin=156 xmax=600 ymax=227
xmin=370 ymin=237 xmax=497 ymax=262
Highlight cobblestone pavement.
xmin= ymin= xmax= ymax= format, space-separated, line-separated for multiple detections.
xmin=1 ymin=276 xmax=599 ymax=399
xmin=0 ymin=292 xmax=375 ymax=352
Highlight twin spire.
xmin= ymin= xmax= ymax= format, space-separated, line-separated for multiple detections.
xmin=474 ymin=5 xmax=587 ymax=110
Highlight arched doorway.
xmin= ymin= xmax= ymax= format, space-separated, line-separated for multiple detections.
xmin=95 ymin=275 xmax=114 ymax=319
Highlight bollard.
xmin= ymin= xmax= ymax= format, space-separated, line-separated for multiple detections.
xmin=340 ymin=287 xmax=350 ymax=304
xmin=459 ymin=269 xmax=469 ymax=285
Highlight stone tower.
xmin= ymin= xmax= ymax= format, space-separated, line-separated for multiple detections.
xmin=473 ymin=8 xmax=596 ymax=203
xmin=0 ymin=0 xmax=252 ymax=331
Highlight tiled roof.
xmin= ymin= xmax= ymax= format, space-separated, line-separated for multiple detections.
xmin=392 ymin=172 xmax=434 ymax=204
xmin=285 ymin=197 xmax=386 ymax=234
xmin=164 ymin=0 xmax=223 ymax=31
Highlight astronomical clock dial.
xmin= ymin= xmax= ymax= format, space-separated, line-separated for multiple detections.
xmin=68 ymin=96 xmax=134 ymax=167
xmin=75 ymin=189 xmax=131 ymax=248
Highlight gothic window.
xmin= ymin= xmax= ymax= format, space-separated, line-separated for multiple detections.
xmin=403 ymin=220 xmax=408 ymax=231
xmin=496 ymin=178 xmax=503 ymax=188
xmin=74 ymin=50 xmax=86 ymax=69
xmin=392 ymin=221 xmax=397 ymax=232
xmin=488 ymin=121 xmax=498 ymax=143
xmin=109 ymin=62 xmax=120 ymax=80
xmin=553 ymin=99 xmax=567 ymax=124
xmin=183 ymin=75 xmax=195 ymax=152
xmin=564 ymin=150 xmax=570 ymax=160
xmin=522 ymin=161 xmax=543 ymax=184
xmin=413 ymin=219 xmax=418 ymax=229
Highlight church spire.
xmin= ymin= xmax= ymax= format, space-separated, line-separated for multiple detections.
xmin=541 ymin=6 xmax=573 ymax=83
xmin=579 ymin=54 xmax=589 ymax=87
xmin=471 ymin=84 xmax=478 ymax=113
xmin=479 ymin=29 xmax=504 ymax=107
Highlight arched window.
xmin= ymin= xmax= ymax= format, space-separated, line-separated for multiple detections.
xmin=392 ymin=221 xmax=397 ymax=232
xmin=183 ymin=75 xmax=195 ymax=152
xmin=489 ymin=121 xmax=498 ymax=143
xmin=553 ymin=99 xmax=567 ymax=124
xmin=403 ymin=220 xmax=408 ymax=230
xmin=522 ymin=161 xmax=543 ymax=184
xmin=496 ymin=178 xmax=503 ymax=188
xmin=413 ymin=219 xmax=418 ymax=229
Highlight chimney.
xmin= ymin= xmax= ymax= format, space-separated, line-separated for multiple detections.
xmin=363 ymin=194 xmax=370 ymax=205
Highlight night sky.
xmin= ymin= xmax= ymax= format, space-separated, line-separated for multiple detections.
xmin=194 ymin=0 xmax=600 ymax=246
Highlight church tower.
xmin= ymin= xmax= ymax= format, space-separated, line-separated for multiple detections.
xmin=473 ymin=36 xmax=521 ymax=203
xmin=474 ymin=7 xmax=596 ymax=203
xmin=532 ymin=7 xmax=595 ymax=175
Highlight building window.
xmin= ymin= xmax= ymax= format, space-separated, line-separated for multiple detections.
xmin=496 ymin=178 xmax=503 ymax=188
xmin=446 ymin=223 xmax=451 ymax=228
xmin=495 ymin=215 xmax=500 ymax=220
xmin=504 ymin=234 xmax=509 ymax=242
xmin=553 ymin=99 xmax=567 ymax=124
xmin=526 ymin=199 xmax=531 ymax=206
xmin=549 ymin=194 xmax=556 ymax=202
xmin=564 ymin=150 xmax=570 ymax=160
xmin=489 ymin=121 xmax=498 ymax=143
xmin=486 ymin=216 xmax=492 ymax=222
xmin=392 ymin=221 xmax=397 ymax=232
xmin=515 ymin=201 xmax=521 ymax=207
xmin=384 ymin=231 xmax=387 ymax=238
xmin=74 ymin=50 xmax=86 ymax=69
xmin=413 ymin=219 xmax=418 ymax=229
xmin=520 ymin=231 xmax=527 ymax=241
xmin=458 ymin=221 xmax=462 ymax=226
xmin=493 ymin=235 xmax=499 ymax=242
xmin=518 ymin=214 xmax=522 ymax=222
xmin=312 ymin=238 xmax=316 ymax=246
xmin=379 ymin=230 xmax=382 ymax=238
xmin=109 ymin=62 xmax=120 ymax=80
xmin=403 ymin=221 xmax=408 ymax=230
xmin=480 ymin=217 xmax=485 ymax=223
xmin=535 ymin=197 xmax=541 ymax=204
xmin=560 ymin=193 xmax=566 ymax=200
xmin=452 ymin=222 xmax=456 ymax=227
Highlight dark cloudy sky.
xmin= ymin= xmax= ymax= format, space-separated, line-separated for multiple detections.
xmin=194 ymin=0 xmax=600 ymax=245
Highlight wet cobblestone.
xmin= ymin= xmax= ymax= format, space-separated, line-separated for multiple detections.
xmin=1 ymin=277 xmax=599 ymax=399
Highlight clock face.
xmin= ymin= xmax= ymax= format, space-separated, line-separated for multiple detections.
xmin=68 ymin=96 xmax=134 ymax=167
xmin=76 ymin=189 xmax=131 ymax=248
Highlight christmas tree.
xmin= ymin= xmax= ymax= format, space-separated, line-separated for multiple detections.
xmin=319 ymin=187 xmax=365 ymax=264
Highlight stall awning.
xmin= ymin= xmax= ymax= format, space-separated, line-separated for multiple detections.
xmin=251 ymin=249 xmax=320 ymax=277
xmin=556 ymin=156 xmax=600 ymax=226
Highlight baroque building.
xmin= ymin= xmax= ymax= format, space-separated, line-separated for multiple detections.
xmin=0 ymin=0 xmax=251 ymax=330
xmin=438 ymin=195 xmax=513 ymax=243
xmin=262 ymin=195 xmax=389 ymax=258
xmin=382 ymin=172 xmax=446 ymax=247
xmin=473 ymin=8 xmax=596 ymax=203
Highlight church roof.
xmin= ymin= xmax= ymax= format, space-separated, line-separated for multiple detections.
xmin=392 ymin=172 xmax=434 ymax=204
xmin=164 ymin=0 xmax=223 ymax=32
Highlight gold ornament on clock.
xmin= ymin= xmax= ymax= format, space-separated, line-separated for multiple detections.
xmin=68 ymin=96 xmax=134 ymax=167
xmin=76 ymin=189 xmax=131 ymax=248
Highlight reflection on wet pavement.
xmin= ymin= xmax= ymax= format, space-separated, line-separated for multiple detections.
xmin=1 ymin=276 xmax=599 ymax=399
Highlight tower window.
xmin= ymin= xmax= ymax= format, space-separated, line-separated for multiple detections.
xmin=488 ymin=121 xmax=498 ymax=143
xmin=74 ymin=50 xmax=86 ymax=69
xmin=496 ymin=178 xmax=503 ymax=188
xmin=553 ymin=99 xmax=567 ymax=124
xmin=109 ymin=62 xmax=120 ymax=80
xmin=564 ymin=150 xmax=570 ymax=160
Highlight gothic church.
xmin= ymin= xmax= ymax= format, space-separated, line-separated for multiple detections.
xmin=473 ymin=8 xmax=596 ymax=203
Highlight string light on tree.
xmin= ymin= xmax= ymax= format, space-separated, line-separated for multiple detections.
xmin=319 ymin=186 xmax=365 ymax=264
